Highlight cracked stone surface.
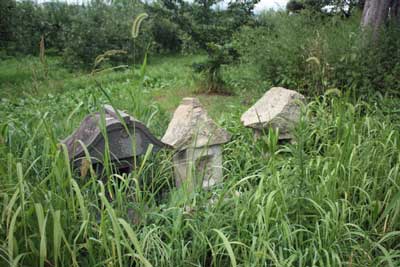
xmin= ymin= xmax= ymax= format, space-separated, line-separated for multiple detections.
xmin=162 ymin=97 xmax=230 ymax=189
xmin=162 ymin=97 xmax=230 ymax=150
xmin=241 ymin=87 xmax=305 ymax=139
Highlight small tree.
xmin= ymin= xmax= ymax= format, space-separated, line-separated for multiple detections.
xmin=149 ymin=0 xmax=259 ymax=93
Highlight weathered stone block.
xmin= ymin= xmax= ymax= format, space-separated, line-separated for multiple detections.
xmin=61 ymin=105 xmax=169 ymax=174
xmin=162 ymin=98 xmax=230 ymax=189
xmin=241 ymin=87 xmax=305 ymax=140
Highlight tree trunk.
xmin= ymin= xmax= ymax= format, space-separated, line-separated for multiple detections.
xmin=361 ymin=0 xmax=391 ymax=33
xmin=361 ymin=0 xmax=400 ymax=37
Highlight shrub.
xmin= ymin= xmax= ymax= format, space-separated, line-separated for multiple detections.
xmin=0 ymin=0 xmax=15 ymax=50
xmin=149 ymin=17 xmax=182 ymax=53
xmin=3 ymin=1 xmax=185 ymax=68
xmin=232 ymin=10 xmax=400 ymax=96
xmin=62 ymin=2 xmax=152 ymax=69
xmin=11 ymin=1 xmax=46 ymax=55
xmin=193 ymin=43 xmax=238 ymax=94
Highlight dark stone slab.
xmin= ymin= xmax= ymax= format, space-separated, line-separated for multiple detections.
xmin=61 ymin=105 xmax=170 ymax=172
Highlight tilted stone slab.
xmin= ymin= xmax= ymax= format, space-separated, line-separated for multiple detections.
xmin=241 ymin=87 xmax=305 ymax=139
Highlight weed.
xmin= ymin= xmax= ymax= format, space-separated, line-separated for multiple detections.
xmin=1 ymin=56 xmax=400 ymax=266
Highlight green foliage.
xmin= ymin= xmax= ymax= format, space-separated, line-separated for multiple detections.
xmin=1 ymin=1 xmax=78 ymax=56
xmin=40 ymin=2 xmax=78 ymax=53
xmin=3 ymin=2 xmax=184 ymax=68
xmin=150 ymin=17 xmax=182 ymax=53
xmin=146 ymin=0 xmax=260 ymax=94
xmin=193 ymin=43 xmax=237 ymax=93
xmin=1 ymin=0 xmax=400 ymax=264
xmin=62 ymin=2 xmax=151 ymax=69
xmin=8 ymin=1 xmax=48 ymax=55
xmin=0 ymin=0 xmax=15 ymax=51
xmin=232 ymin=11 xmax=400 ymax=96
xmin=1 ymin=54 xmax=400 ymax=265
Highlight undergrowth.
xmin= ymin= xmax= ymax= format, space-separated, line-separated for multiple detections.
xmin=1 ymin=67 xmax=400 ymax=266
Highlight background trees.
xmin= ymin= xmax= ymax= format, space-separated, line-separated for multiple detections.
xmin=0 ymin=0 xmax=15 ymax=51
xmin=62 ymin=1 xmax=152 ymax=68
xmin=0 ymin=0 xmax=399 ymax=95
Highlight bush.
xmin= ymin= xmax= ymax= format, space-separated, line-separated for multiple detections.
xmin=3 ymin=1 xmax=174 ymax=69
xmin=232 ymin=10 xmax=400 ymax=96
xmin=149 ymin=17 xmax=182 ymax=53
xmin=10 ymin=1 xmax=46 ymax=55
xmin=62 ymin=2 xmax=151 ymax=69
xmin=0 ymin=0 xmax=15 ymax=50
xmin=41 ymin=2 xmax=78 ymax=54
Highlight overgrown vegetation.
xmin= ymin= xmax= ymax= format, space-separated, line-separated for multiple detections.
xmin=233 ymin=10 xmax=400 ymax=95
xmin=1 ymin=56 xmax=400 ymax=265
xmin=1 ymin=0 xmax=400 ymax=266
xmin=1 ymin=0 xmax=399 ymax=95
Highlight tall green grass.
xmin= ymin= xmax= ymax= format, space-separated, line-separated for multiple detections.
xmin=1 ymin=57 xmax=400 ymax=266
